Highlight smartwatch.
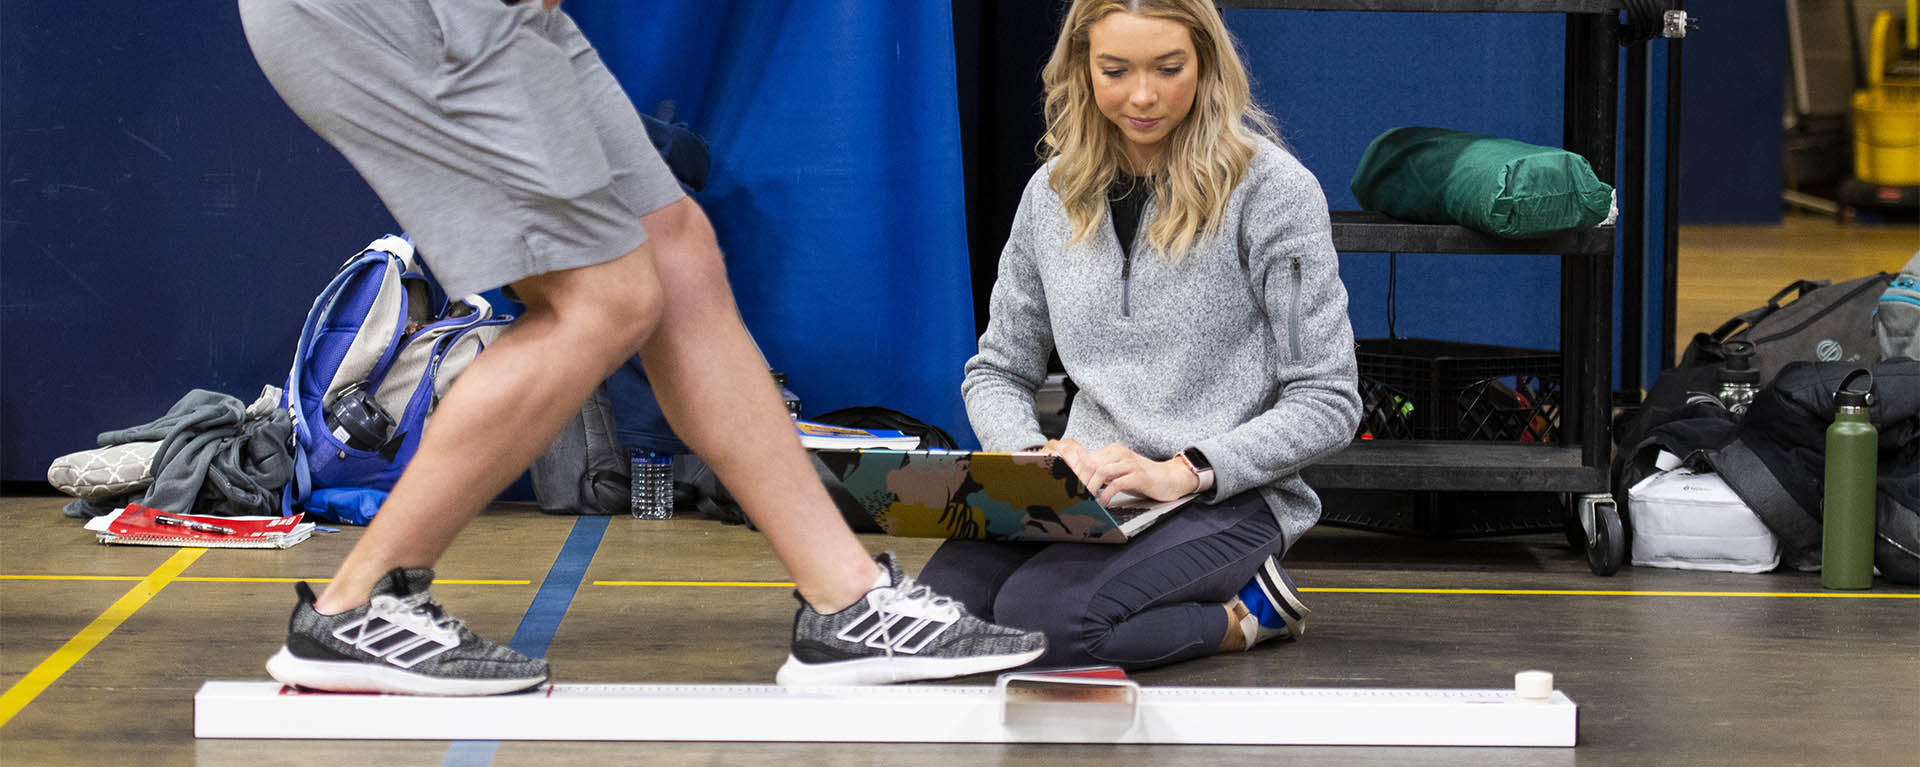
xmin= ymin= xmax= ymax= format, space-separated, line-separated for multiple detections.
xmin=1177 ymin=446 xmax=1215 ymax=494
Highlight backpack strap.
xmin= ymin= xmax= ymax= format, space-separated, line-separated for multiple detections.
xmin=1699 ymin=279 xmax=1835 ymax=351
xmin=1701 ymin=439 xmax=1824 ymax=571
xmin=283 ymin=251 xmax=393 ymax=512
xmin=1766 ymin=279 xmax=1828 ymax=310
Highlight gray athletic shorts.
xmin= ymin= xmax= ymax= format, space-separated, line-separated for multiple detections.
xmin=239 ymin=0 xmax=684 ymax=298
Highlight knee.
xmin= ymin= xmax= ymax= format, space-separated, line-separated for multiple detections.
xmin=639 ymin=198 xmax=733 ymax=304
xmin=593 ymin=265 xmax=664 ymax=350
xmin=513 ymin=252 xmax=664 ymax=361
xmin=991 ymin=591 xmax=1089 ymax=645
xmin=994 ymin=596 xmax=1103 ymax=667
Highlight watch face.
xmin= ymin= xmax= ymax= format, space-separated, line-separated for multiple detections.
xmin=1181 ymin=447 xmax=1212 ymax=472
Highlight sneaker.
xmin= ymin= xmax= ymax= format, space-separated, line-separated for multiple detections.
xmin=1230 ymin=554 xmax=1311 ymax=647
xmin=264 ymin=567 xmax=549 ymax=696
xmin=775 ymin=553 xmax=1047 ymax=686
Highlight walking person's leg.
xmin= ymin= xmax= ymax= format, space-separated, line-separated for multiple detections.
xmin=626 ymin=200 xmax=880 ymax=610
xmin=310 ymin=244 xmax=664 ymax=615
xmin=246 ymin=0 xmax=1042 ymax=694
xmin=622 ymin=175 xmax=1044 ymax=687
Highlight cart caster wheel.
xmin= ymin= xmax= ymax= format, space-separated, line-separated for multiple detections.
xmin=1580 ymin=494 xmax=1626 ymax=576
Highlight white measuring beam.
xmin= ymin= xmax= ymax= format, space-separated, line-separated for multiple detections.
xmin=195 ymin=681 xmax=1576 ymax=746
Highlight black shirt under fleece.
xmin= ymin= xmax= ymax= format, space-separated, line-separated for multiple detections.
xmin=1108 ymin=172 xmax=1149 ymax=257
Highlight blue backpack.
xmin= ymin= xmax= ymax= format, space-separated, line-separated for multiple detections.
xmin=281 ymin=235 xmax=513 ymax=520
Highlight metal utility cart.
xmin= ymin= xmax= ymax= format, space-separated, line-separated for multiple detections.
xmin=1218 ymin=0 xmax=1661 ymax=574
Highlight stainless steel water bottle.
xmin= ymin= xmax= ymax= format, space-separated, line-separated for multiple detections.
xmin=1821 ymin=369 xmax=1877 ymax=590
xmin=1715 ymin=341 xmax=1760 ymax=416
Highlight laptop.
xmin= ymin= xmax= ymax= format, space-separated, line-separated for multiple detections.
xmin=811 ymin=449 xmax=1196 ymax=544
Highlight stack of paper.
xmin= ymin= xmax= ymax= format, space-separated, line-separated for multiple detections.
xmin=85 ymin=504 xmax=315 ymax=549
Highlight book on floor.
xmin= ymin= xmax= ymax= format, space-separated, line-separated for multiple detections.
xmin=86 ymin=504 xmax=315 ymax=549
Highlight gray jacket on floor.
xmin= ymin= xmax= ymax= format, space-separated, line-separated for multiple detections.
xmin=65 ymin=389 xmax=293 ymax=518
xmin=964 ymin=140 xmax=1361 ymax=546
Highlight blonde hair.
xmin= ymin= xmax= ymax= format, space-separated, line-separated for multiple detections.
xmin=1040 ymin=0 xmax=1279 ymax=261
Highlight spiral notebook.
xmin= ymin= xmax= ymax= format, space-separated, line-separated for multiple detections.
xmin=86 ymin=504 xmax=315 ymax=549
xmin=811 ymin=449 xmax=1195 ymax=544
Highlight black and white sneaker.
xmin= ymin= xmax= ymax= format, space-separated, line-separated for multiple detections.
xmin=1231 ymin=553 xmax=1311 ymax=646
xmin=775 ymin=553 xmax=1046 ymax=686
xmin=264 ymin=568 xmax=549 ymax=696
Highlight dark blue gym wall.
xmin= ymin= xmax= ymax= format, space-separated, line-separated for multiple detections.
xmin=1674 ymin=0 xmax=1786 ymax=225
xmin=2 ymin=1 xmax=399 ymax=483
xmin=2 ymin=2 xmax=1762 ymax=482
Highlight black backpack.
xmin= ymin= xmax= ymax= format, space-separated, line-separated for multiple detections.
xmin=1697 ymin=361 xmax=1919 ymax=584
xmin=1679 ymin=272 xmax=1893 ymax=386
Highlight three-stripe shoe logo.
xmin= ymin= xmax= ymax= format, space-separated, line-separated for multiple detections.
xmin=331 ymin=596 xmax=459 ymax=669
xmin=835 ymin=587 xmax=959 ymax=655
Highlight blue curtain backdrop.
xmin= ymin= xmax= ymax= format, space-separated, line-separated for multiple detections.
xmin=570 ymin=1 xmax=981 ymax=447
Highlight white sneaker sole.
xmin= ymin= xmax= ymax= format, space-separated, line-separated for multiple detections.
xmin=773 ymin=646 xmax=1045 ymax=687
xmin=266 ymin=647 xmax=547 ymax=696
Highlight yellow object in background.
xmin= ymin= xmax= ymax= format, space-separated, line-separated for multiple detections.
xmin=1852 ymin=8 xmax=1920 ymax=186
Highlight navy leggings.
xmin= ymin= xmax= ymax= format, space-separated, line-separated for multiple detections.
xmin=916 ymin=491 xmax=1285 ymax=670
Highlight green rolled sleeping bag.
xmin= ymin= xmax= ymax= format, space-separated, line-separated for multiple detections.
xmin=1350 ymin=126 xmax=1614 ymax=239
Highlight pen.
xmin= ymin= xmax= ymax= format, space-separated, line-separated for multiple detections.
xmin=154 ymin=515 xmax=236 ymax=535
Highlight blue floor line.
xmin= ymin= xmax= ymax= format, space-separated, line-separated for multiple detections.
xmin=441 ymin=515 xmax=609 ymax=766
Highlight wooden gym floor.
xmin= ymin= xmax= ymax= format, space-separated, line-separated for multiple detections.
xmin=2 ymin=213 xmax=1916 ymax=766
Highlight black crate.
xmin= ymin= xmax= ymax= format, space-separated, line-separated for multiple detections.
xmin=1355 ymin=338 xmax=1561 ymax=442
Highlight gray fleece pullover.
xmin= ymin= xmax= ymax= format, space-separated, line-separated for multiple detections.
xmin=963 ymin=140 xmax=1362 ymax=546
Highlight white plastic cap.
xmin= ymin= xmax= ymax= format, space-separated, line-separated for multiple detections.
xmin=1514 ymin=670 xmax=1554 ymax=700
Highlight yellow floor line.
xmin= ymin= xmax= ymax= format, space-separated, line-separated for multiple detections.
xmin=0 ymin=549 xmax=204 ymax=729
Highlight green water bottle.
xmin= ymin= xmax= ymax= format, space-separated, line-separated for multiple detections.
xmin=1821 ymin=369 xmax=1877 ymax=590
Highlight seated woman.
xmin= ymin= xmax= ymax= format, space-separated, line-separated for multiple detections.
xmin=919 ymin=0 xmax=1361 ymax=670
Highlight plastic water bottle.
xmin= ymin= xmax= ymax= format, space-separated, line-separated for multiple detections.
xmin=1715 ymin=341 xmax=1759 ymax=416
xmin=1821 ymin=369 xmax=1877 ymax=590
xmin=772 ymin=372 xmax=802 ymax=420
xmin=630 ymin=449 xmax=674 ymax=520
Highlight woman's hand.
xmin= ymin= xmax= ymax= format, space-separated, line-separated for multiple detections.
xmin=1042 ymin=438 xmax=1198 ymax=506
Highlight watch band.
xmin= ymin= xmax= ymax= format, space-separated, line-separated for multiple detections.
xmin=1177 ymin=446 xmax=1215 ymax=494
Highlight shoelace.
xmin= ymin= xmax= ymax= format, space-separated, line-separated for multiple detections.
xmin=355 ymin=591 xmax=465 ymax=648
xmin=398 ymin=591 xmax=465 ymax=640
xmin=865 ymin=576 xmax=957 ymax=659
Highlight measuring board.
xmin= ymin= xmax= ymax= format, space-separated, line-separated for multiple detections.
xmin=195 ymin=676 xmax=1577 ymax=746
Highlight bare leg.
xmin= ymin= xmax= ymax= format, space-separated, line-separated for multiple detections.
xmin=315 ymin=197 xmax=881 ymax=615
xmin=634 ymin=198 xmax=881 ymax=612
xmin=313 ymin=239 xmax=665 ymax=613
